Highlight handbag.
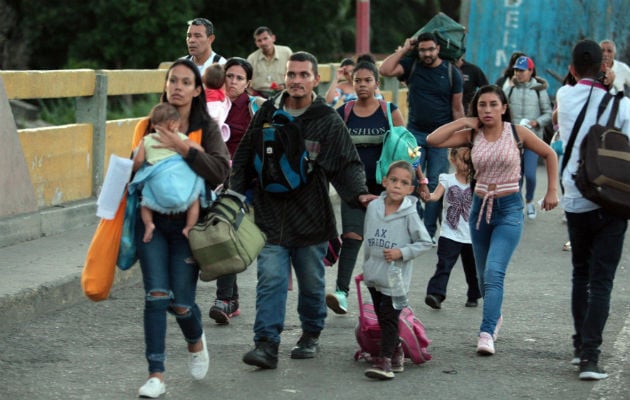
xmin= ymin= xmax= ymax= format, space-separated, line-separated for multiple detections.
xmin=116 ymin=189 xmax=139 ymax=270
xmin=81 ymin=194 xmax=126 ymax=301
xmin=188 ymin=189 xmax=266 ymax=281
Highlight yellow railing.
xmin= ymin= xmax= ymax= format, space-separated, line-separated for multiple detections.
xmin=0 ymin=65 xmax=406 ymax=212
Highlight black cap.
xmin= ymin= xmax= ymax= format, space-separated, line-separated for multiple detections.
xmin=572 ymin=39 xmax=602 ymax=67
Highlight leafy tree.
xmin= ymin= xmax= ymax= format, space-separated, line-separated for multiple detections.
xmin=3 ymin=0 xmax=462 ymax=70
xmin=196 ymin=0 xmax=353 ymax=63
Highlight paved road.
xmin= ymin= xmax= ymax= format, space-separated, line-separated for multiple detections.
xmin=1 ymin=168 xmax=629 ymax=400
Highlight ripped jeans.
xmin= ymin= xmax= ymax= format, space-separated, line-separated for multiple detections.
xmin=136 ymin=213 xmax=203 ymax=374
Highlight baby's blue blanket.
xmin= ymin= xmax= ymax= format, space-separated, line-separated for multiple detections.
xmin=129 ymin=155 xmax=204 ymax=214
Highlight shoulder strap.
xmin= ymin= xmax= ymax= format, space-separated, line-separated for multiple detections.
xmin=343 ymin=100 xmax=356 ymax=123
xmin=510 ymin=123 xmax=523 ymax=154
xmin=606 ymin=93 xmax=623 ymax=128
xmin=378 ymin=99 xmax=389 ymax=120
xmin=212 ymin=54 xmax=221 ymax=63
xmin=560 ymin=84 xmax=595 ymax=183
xmin=408 ymin=59 xmax=418 ymax=84
xmin=385 ymin=101 xmax=394 ymax=131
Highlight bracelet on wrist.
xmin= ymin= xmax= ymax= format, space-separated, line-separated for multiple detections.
xmin=418 ymin=177 xmax=428 ymax=185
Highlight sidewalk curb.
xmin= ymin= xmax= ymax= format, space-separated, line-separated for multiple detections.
xmin=0 ymin=265 xmax=141 ymax=335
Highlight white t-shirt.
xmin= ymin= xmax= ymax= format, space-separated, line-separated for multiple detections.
xmin=180 ymin=52 xmax=227 ymax=75
xmin=556 ymin=79 xmax=630 ymax=212
xmin=438 ymin=173 xmax=472 ymax=244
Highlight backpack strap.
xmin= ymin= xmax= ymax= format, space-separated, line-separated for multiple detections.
xmin=212 ymin=53 xmax=221 ymax=63
xmin=343 ymin=100 xmax=356 ymax=123
xmin=384 ymin=100 xmax=394 ymax=131
xmin=379 ymin=99 xmax=389 ymax=118
xmin=409 ymin=59 xmax=453 ymax=91
xmin=510 ymin=123 xmax=524 ymax=176
xmin=606 ymin=93 xmax=623 ymax=128
xmin=560 ymin=83 xmax=596 ymax=191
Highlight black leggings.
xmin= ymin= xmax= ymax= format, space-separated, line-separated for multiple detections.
xmin=368 ymin=287 xmax=401 ymax=358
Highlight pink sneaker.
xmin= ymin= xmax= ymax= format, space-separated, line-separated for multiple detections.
xmin=477 ymin=332 xmax=495 ymax=355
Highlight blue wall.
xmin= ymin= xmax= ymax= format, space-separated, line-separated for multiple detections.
xmin=465 ymin=0 xmax=630 ymax=97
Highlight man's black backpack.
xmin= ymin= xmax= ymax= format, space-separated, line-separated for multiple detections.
xmin=563 ymin=90 xmax=630 ymax=219
xmin=252 ymin=98 xmax=332 ymax=195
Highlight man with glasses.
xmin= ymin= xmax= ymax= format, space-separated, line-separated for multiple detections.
xmin=380 ymin=32 xmax=464 ymax=248
xmin=182 ymin=18 xmax=227 ymax=74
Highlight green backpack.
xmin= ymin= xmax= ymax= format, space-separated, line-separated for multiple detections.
xmin=413 ymin=12 xmax=466 ymax=63
xmin=375 ymin=102 xmax=421 ymax=184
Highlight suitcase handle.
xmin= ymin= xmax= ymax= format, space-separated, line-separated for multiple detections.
xmin=354 ymin=274 xmax=366 ymax=321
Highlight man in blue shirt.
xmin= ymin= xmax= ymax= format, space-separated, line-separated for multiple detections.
xmin=380 ymin=32 xmax=464 ymax=243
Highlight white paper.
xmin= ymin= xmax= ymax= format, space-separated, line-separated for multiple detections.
xmin=96 ymin=155 xmax=133 ymax=219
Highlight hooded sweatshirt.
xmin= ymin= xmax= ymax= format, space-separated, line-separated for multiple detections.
xmin=362 ymin=193 xmax=433 ymax=296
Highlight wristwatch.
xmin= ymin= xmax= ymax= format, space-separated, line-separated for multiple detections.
xmin=418 ymin=178 xmax=429 ymax=185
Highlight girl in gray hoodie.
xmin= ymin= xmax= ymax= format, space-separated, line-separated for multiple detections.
xmin=363 ymin=161 xmax=433 ymax=379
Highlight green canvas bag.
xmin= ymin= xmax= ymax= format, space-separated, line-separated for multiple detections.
xmin=188 ymin=189 xmax=266 ymax=281
xmin=413 ymin=12 xmax=466 ymax=63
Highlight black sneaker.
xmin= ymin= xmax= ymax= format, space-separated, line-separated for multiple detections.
xmin=243 ymin=340 xmax=279 ymax=369
xmin=579 ymin=360 xmax=608 ymax=380
xmin=465 ymin=299 xmax=478 ymax=307
xmin=425 ymin=294 xmax=442 ymax=309
xmin=571 ymin=348 xmax=580 ymax=366
xmin=209 ymin=299 xmax=240 ymax=324
xmin=290 ymin=333 xmax=320 ymax=359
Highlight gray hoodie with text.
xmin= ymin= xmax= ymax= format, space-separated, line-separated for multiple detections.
xmin=362 ymin=193 xmax=433 ymax=296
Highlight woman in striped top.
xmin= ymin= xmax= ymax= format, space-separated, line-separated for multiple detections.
xmin=426 ymin=85 xmax=559 ymax=356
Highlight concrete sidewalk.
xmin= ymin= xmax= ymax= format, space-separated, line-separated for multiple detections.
xmin=0 ymin=207 xmax=140 ymax=334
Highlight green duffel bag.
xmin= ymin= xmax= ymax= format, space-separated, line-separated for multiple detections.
xmin=412 ymin=12 xmax=466 ymax=63
xmin=188 ymin=189 xmax=266 ymax=281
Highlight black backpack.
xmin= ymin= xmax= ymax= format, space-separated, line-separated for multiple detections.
xmin=252 ymin=99 xmax=332 ymax=195
xmin=562 ymin=90 xmax=630 ymax=219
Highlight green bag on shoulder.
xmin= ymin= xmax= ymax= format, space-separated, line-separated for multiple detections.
xmin=375 ymin=102 xmax=421 ymax=184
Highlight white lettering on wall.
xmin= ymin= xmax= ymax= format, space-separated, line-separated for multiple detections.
xmin=495 ymin=2 xmax=523 ymax=68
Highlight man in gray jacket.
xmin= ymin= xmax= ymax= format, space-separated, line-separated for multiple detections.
xmin=231 ymin=51 xmax=377 ymax=369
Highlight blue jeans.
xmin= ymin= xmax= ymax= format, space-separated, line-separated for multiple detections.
xmin=216 ymin=273 xmax=238 ymax=300
xmin=521 ymin=149 xmax=538 ymax=202
xmin=567 ymin=208 xmax=627 ymax=362
xmin=253 ymin=242 xmax=328 ymax=343
xmin=469 ymin=192 xmax=523 ymax=335
xmin=136 ymin=213 xmax=203 ymax=374
xmin=412 ymin=129 xmax=449 ymax=237
xmin=426 ymin=237 xmax=480 ymax=301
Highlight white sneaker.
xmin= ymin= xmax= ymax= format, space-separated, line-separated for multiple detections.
xmin=138 ymin=377 xmax=165 ymax=398
xmin=526 ymin=203 xmax=537 ymax=220
xmin=189 ymin=331 xmax=209 ymax=380
xmin=477 ymin=332 xmax=495 ymax=355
